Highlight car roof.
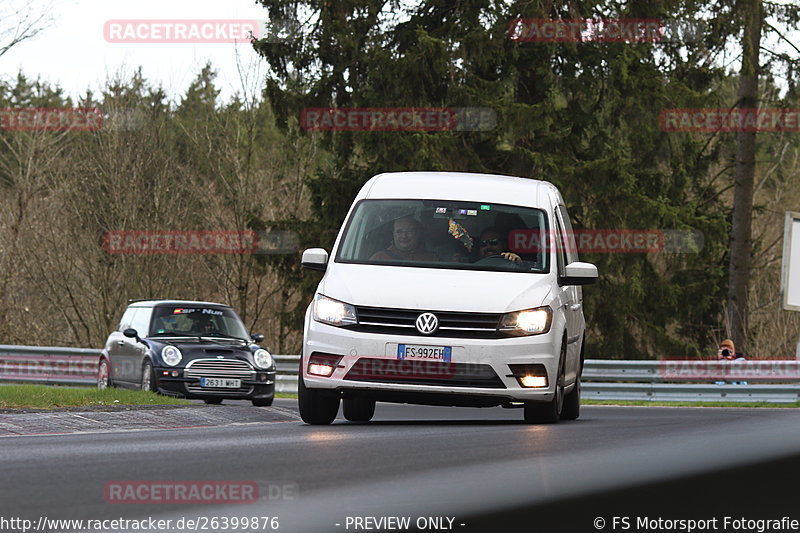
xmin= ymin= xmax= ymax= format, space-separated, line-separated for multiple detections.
xmin=127 ymin=299 xmax=231 ymax=308
xmin=358 ymin=171 xmax=561 ymax=208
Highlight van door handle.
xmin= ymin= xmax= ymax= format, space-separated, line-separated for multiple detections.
xmin=570 ymin=303 xmax=582 ymax=311
xmin=117 ymin=341 xmax=125 ymax=346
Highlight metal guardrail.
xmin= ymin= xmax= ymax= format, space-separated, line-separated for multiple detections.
xmin=0 ymin=345 xmax=99 ymax=386
xmin=3 ymin=346 xmax=800 ymax=402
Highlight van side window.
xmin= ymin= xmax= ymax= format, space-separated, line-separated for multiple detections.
xmin=556 ymin=204 xmax=579 ymax=265
xmin=554 ymin=214 xmax=566 ymax=277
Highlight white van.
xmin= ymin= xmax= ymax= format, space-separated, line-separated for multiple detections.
xmin=299 ymin=171 xmax=597 ymax=424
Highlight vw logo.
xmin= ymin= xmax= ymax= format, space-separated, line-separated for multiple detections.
xmin=415 ymin=313 xmax=439 ymax=335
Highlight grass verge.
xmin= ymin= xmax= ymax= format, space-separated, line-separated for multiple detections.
xmin=0 ymin=384 xmax=192 ymax=409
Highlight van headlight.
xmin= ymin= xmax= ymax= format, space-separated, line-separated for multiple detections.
xmin=253 ymin=348 xmax=273 ymax=369
xmin=313 ymin=294 xmax=357 ymax=327
xmin=161 ymin=345 xmax=182 ymax=366
xmin=500 ymin=306 xmax=552 ymax=336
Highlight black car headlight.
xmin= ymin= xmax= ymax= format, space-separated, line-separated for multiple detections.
xmin=161 ymin=345 xmax=182 ymax=366
xmin=500 ymin=306 xmax=552 ymax=336
xmin=253 ymin=348 xmax=273 ymax=369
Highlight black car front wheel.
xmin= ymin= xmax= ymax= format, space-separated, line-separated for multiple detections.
xmin=141 ymin=361 xmax=157 ymax=392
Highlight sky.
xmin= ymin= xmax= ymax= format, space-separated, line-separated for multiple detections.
xmin=0 ymin=0 xmax=270 ymax=105
xmin=1 ymin=1 xmax=797 ymax=107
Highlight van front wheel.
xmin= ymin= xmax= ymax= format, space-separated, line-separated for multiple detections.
xmin=523 ymin=343 xmax=565 ymax=424
xmin=343 ymin=397 xmax=375 ymax=422
xmin=298 ymin=363 xmax=340 ymax=425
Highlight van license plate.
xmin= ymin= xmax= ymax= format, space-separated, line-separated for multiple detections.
xmin=200 ymin=378 xmax=241 ymax=388
xmin=398 ymin=345 xmax=452 ymax=362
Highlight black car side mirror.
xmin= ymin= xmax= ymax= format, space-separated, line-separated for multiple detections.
xmin=123 ymin=328 xmax=146 ymax=345
xmin=251 ymin=333 xmax=265 ymax=343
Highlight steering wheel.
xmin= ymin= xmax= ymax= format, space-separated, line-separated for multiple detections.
xmin=474 ymin=254 xmax=517 ymax=267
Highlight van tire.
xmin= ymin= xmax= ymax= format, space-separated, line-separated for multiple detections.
xmin=298 ymin=360 xmax=340 ymax=425
xmin=523 ymin=340 xmax=565 ymax=424
xmin=560 ymin=378 xmax=580 ymax=420
xmin=343 ymin=397 xmax=375 ymax=422
xmin=561 ymin=337 xmax=584 ymax=420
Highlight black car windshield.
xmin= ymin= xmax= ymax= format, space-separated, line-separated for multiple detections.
xmin=336 ymin=199 xmax=550 ymax=273
xmin=149 ymin=306 xmax=250 ymax=339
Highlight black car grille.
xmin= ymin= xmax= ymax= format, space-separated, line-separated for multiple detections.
xmin=184 ymin=358 xmax=254 ymax=394
xmin=343 ymin=358 xmax=506 ymax=388
xmin=351 ymin=306 xmax=505 ymax=339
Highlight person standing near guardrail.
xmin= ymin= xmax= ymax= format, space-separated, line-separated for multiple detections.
xmin=716 ymin=339 xmax=748 ymax=385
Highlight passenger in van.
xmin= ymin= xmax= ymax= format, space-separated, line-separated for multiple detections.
xmin=370 ymin=216 xmax=438 ymax=262
xmin=476 ymin=227 xmax=521 ymax=263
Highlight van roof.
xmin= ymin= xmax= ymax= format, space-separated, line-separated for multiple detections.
xmin=360 ymin=171 xmax=560 ymax=208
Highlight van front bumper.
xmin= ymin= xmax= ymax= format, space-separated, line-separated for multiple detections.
xmin=302 ymin=320 xmax=562 ymax=405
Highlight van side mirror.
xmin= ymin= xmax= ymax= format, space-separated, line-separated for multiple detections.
xmin=560 ymin=262 xmax=598 ymax=286
xmin=301 ymin=248 xmax=329 ymax=272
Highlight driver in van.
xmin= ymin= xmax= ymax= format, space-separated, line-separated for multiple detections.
xmin=371 ymin=216 xmax=438 ymax=261
xmin=477 ymin=227 xmax=521 ymax=263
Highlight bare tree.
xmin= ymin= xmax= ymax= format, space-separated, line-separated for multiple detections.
xmin=0 ymin=1 xmax=54 ymax=59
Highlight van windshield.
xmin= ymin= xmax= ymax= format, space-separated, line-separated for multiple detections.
xmin=336 ymin=199 xmax=550 ymax=273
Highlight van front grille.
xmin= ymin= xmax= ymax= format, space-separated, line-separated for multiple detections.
xmin=350 ymin=306 xmax=505 ymax=338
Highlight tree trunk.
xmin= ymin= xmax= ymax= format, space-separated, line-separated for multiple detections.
xmin=727 ymin=0 xmax=763 ymax=350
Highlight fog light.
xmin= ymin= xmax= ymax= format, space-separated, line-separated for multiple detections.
xmin=508 ymin=363 xmax=549 ymax=388
xmin=257 ymin=373 xmax=268 ymax=381
xmin=308 ymin=363 xmax=336 ymax=377
xmin=520 ymin=375 xmax=547 ymax=388
xmin=307 ymin=353 xmax=343 ymax=377
xmin=171 ymin=370 xmax=179 ymax=377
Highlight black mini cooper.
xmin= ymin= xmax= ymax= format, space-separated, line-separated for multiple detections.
xmin=98 ymin=300 xmax=275 ymax=406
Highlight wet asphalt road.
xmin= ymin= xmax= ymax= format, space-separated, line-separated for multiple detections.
xmin=2 ymin=400 xmax=800 ymax=532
